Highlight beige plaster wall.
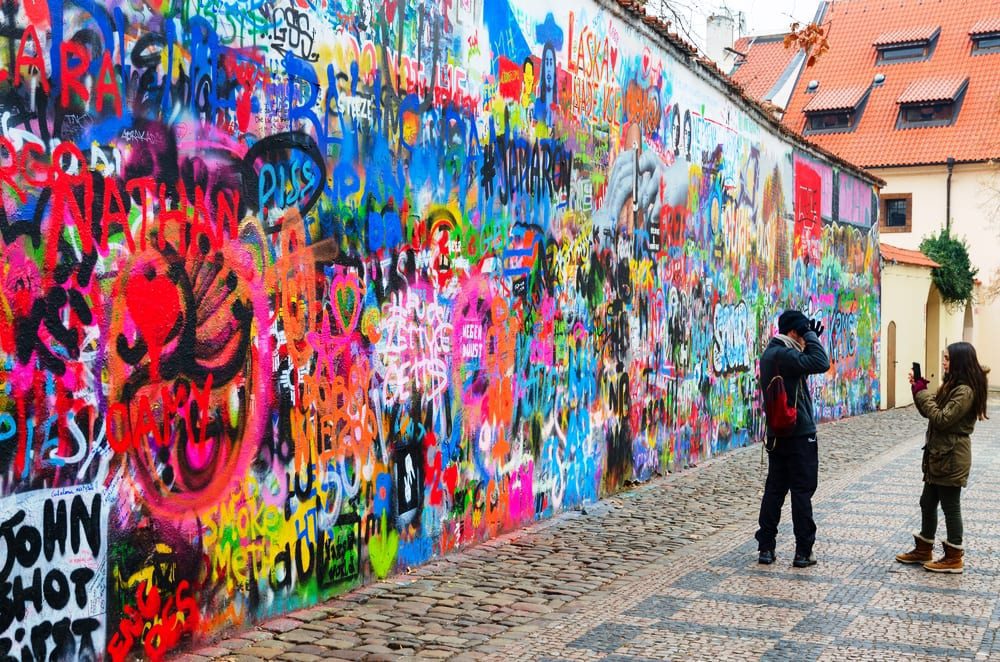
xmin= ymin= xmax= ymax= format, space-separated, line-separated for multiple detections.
xmin=880 ymin=263 xmax=933 ymax=408
xmin=934 ymin=298 xmax=968 ymax=384
xmin=974 ymin=291 xmax=1000 ymax=381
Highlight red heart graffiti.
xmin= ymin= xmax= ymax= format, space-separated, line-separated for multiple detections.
xmin=126 ymin=271 xmax=181 ymax=381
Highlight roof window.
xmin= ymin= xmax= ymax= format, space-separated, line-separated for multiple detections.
xmin=873 ymin=26 xmax=940 ymax=64
xmin=896 ymin=77 xmax=968 ymax=128
xmin=973 ymin=33 xmax=1000 ymax=53
xmin=802 ymin=86 xmax=870 ymax=135
xmin=970 ymin=18 xmax=1000 ymax=54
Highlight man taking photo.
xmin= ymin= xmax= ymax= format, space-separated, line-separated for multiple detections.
xmin=756 ymin=309 xmax=830 ymax=568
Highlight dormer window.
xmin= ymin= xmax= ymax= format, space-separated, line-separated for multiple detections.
xmin=902 ymin=103 xmax=955 ymax=123
xmin=801 ymin=86 xmax=870 ymax=135
xmin=808 ymin=111 xmax=852 ymax=131
xmin=896 ymin=77 xmax=968 ymax=128
xmin=873 ymin=26 xmax=940 ymax=64
xmin=973 ymin=33 xmax=1000 ymax=52
xmin=970 ymin=18 xmax=1000 ymax=54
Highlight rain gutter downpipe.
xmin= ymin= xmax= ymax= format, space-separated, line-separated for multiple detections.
xmin=946 ymin=156 xmax=955 ymax=233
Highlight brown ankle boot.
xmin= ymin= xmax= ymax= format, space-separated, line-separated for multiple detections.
xmin=924 ymin=541 xmax=964 ymax=573
xmin=895 ymin=533 xmax=934 ymax=564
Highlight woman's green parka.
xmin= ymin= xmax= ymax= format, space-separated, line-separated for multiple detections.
xmin=914 ymin=384 xmax=975 ymax=487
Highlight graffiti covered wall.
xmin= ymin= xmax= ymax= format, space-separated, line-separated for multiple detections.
xmin=0 ymin=0 xmax=880 ymax=657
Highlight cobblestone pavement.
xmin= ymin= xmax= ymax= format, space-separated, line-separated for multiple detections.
xmin=182 ymin=403 xmax=1000 ymax=661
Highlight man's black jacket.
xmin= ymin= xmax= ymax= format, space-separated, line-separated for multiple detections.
xmin=759 ymin=330 xmax=831 ymax=439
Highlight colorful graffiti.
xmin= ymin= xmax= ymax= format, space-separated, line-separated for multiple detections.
xmin=0 ymin=0 xmax=880 ymax=657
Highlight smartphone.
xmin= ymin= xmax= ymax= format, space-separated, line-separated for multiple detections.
xmin=912 ymin=362 xmax=922 ymax=381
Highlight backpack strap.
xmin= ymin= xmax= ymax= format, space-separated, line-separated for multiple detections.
xmin=766 ymin=357 xmax=802 ymax=409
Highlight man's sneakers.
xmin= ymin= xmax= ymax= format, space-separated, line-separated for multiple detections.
xmin=793 ymin=553 xmax=817 ymax=568
xmin=758 ymin=549 xmax=776 ymax=564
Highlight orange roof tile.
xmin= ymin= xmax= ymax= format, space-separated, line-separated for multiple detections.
xmin=732 ymin=36 xmax=753 ymax=55
xmin=776 ymin=0 xmax=1000 ymax=168
xmin=803 ymin=85 xmax=869 ymax=112
xmin=897 ymin=76 xmax=968 ymax=103
xmin=730 ymin=35 xmax=800 ymax=103
xmin=880 ymin=243 xmax=940 ymax=268
xmin=873 ymin=26 xmax=940 ymax=46
xmin=970 ymin=17 xmax=1000 ymax=34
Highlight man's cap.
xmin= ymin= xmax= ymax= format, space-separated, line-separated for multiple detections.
xmin=778 ymin=310 xmax=809 ymax=335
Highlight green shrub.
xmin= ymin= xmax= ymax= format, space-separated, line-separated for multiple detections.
xmin=919 ymin=229 xmax=978 ymax=306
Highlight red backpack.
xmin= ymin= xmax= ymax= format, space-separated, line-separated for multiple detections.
xmin=764 ymin=375 xmax=800 ymax=436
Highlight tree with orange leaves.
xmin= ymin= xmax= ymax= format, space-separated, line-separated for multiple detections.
xmin=784 ymin=21 xmax=830 ymax=67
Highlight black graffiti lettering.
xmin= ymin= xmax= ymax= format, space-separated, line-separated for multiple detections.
xmin=364 ymin=511 xmax=378 ymax=545
xmin=314 ymin=528 xmax=334 ymax=591
xmin=0 ymin=489 xmax=103 ymax=656
xmin=42 ymin=570 xmax=70 ymax=611
xmin=294 ymin=536 xmax=315 ymax=582
xmin=270 ymin=544 xmax=293 ymax=591
xmin=0 ymin=583 xmax=12 ymax=633
xmin=69 ymin=494 xmax=101 ymax=556
xmin=71 ymin=616 xmax=99 ymax=639
xmin=42 ymin=499 xmax=66 ymax=562
xmin=72 ymin=617 xmax=100 ymax=659
xmin=29 ymin=620 xmax=51 ymax=662
xmin=48 ymin=618 xmax=75 ymax=662
xmin=482 ymin=113 xmax=573 ymax=206
xmin=0 ymin=515 xmax=19 ymax=583
xmin=319 ymin=515 xmax=361 ymax=586
xmin=69 ymin=568 xmax=94 ymax=610
xmin=11 ymin=569 xmax=43 ymax=622
xmin=5 ymin=566 xmax=90 ymax=626
xmin=13 ymin=523 xmax=41 ymax=570
xmin=480 ymin=142 xmax=496 ymax=199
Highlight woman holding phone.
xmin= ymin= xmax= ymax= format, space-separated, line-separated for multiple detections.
xmin=895 ymin=342 xmax=989 ymax=573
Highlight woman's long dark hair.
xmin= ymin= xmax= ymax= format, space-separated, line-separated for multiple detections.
xmin=937 ymin=342 xmax=990 ymax=420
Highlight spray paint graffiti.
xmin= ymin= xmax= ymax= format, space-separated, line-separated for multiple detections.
xmin=0 ymin=0 xmax=880 ymax=656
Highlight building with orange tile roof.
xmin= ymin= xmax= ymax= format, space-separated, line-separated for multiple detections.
xmin=880 ymin=243 xmax=940 ymax=270
xmin=730 ymin=34 xmax=805 ymax=109
xmin=733 ymin=0 xmax=1000 ymax=400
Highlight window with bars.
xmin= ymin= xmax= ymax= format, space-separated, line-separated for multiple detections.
xmin=880 ymin=194 xmax=912 ymax=233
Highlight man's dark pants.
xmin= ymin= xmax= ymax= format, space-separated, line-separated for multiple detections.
xmin=755 ymin=434 xmax=819 ymax=556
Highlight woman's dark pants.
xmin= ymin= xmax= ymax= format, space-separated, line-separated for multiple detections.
xmin=920 ymin=482 xmax=963 ymax=546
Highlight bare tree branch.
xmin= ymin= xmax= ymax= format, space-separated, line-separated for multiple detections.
xmin=644 ymin=0 xmax=702 ymax=51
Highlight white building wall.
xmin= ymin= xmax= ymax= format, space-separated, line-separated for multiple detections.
xmin=873 ymin=163 xmax=1000 ymax=386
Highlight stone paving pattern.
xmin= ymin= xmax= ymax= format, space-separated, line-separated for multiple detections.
xmin=178 ymin=403 xmax=1000 ymax=661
